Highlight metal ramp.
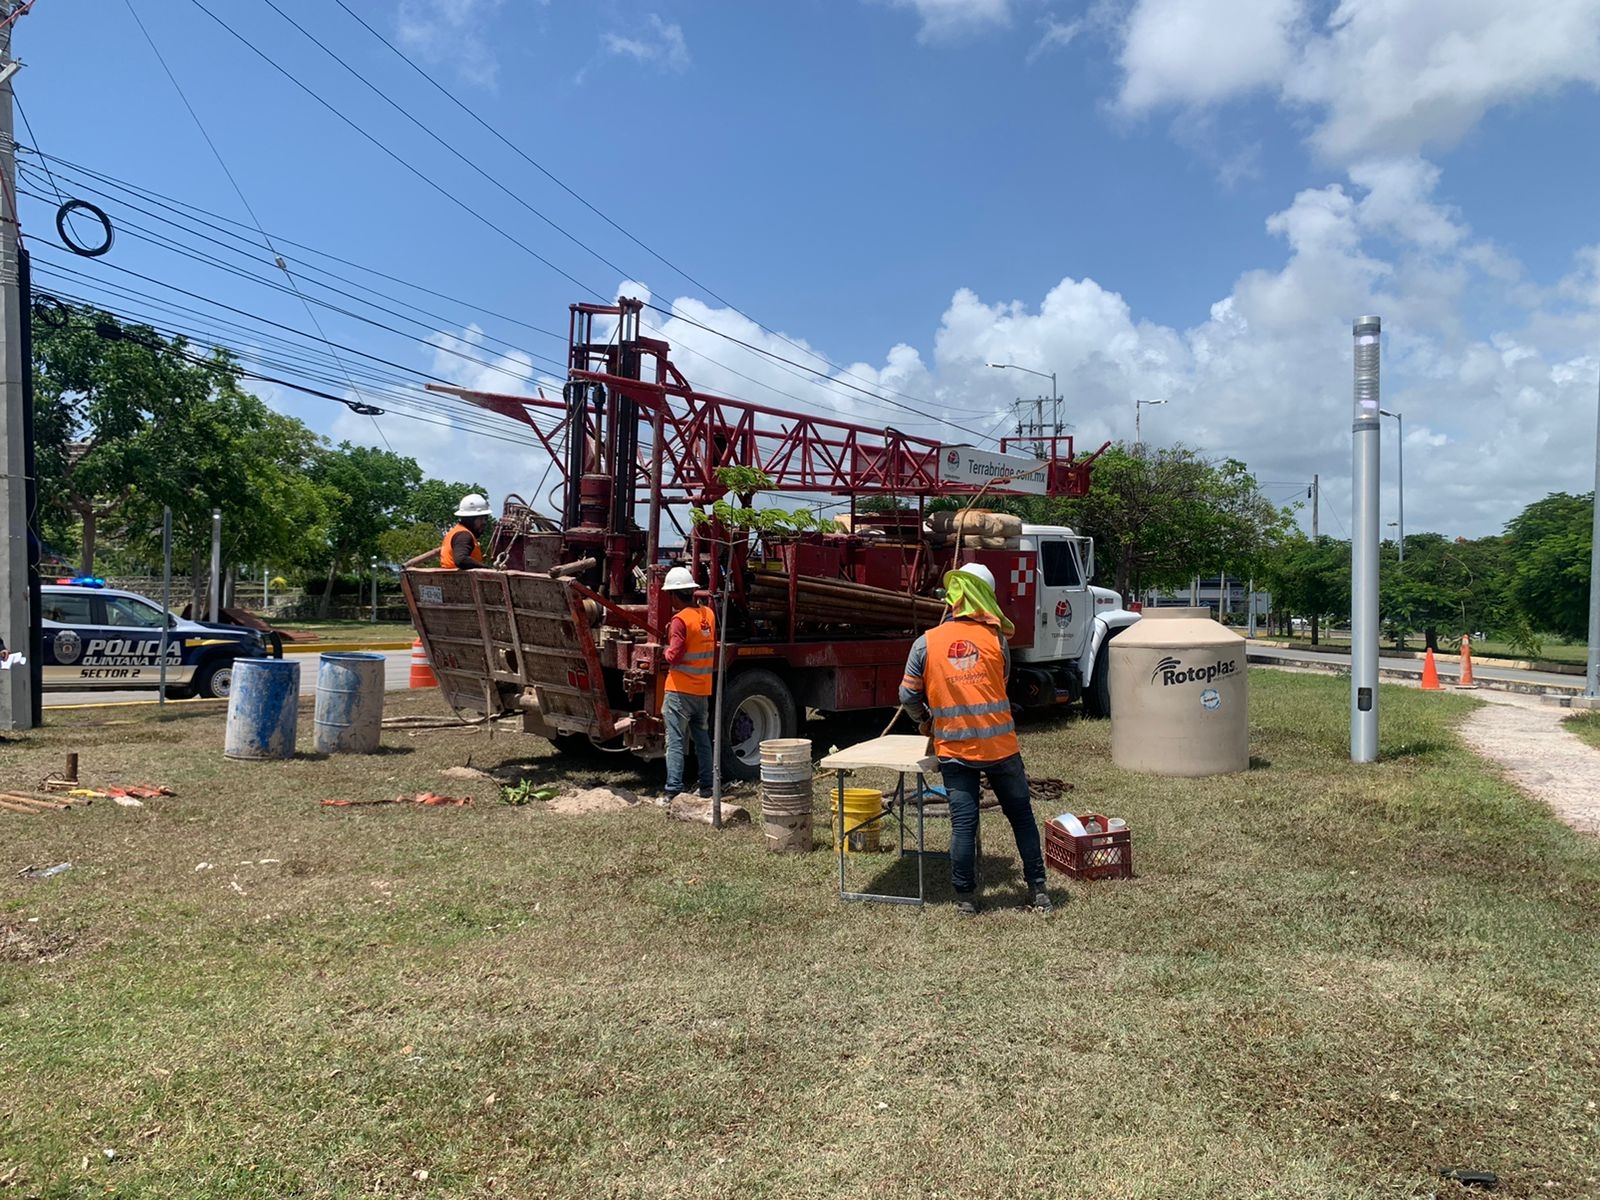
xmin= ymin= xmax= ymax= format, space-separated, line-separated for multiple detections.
xmin=402 ymin=568 xmax=615 ymax=737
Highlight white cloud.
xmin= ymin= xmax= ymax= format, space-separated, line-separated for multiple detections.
xmin=601 ymin=14 xmax=691 ymax=72
xmin=325 ymin=166 xmax=1597 ymax=542
xmin=1116 ymin=0 xmax=1600 ymax=163
xmin=396 ymin=0 xmax=506 ymax=88
xmin=1028 ymin=17 xmax=1084 ymax=63
xmin=882 ymin=0 xmax=1013 ymax=43
xmin=1118 ymin=0 xmax=1303 ymax=112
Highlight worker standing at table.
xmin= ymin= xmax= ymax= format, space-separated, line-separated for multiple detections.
xmin=898 ymin=563 xmax=1052 ymax=916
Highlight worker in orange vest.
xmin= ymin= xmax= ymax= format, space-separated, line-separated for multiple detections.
xmin=899 ymin=562 xmax=1051 ymax=916
xmin=440 ymin=494 xmax=491 ymax=570
xmin=661 ymin=566 xmax=716 ymax=802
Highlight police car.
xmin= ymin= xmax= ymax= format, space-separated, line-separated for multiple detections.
xmin=41 ymin=581 xmax=277 ymax=698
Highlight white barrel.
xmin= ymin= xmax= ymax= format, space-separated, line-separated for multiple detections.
xmin=224 ymin=659 xmax=300 ymax=760
xmin=1109 ymin=607 xmax=1248 ymax=776
xmin=313 ymin=652 xmax=386 ymax=754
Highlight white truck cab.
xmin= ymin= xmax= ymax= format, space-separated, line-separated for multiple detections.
xmin=1010 ymin=525 xmax=1140 ymax=715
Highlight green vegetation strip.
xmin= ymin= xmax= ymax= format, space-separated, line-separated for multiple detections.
xmin=1 ymin=675 xmax=1597 ymax=1198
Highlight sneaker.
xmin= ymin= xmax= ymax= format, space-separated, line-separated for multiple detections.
xmin=1029 ymin=885 xmax=1056 ymax=913
xmin=953 ymin=895 xmax=979 ymax=917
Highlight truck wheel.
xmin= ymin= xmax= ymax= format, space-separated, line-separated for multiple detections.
xmin=194 ymin=657 xmax=236 ymax=700
xmin=721 ymin=670 xmax=797 ymax=781
xmin=1083 ymin=642 xmax=1112 ymax=719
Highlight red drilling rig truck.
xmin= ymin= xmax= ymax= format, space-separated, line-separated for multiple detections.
xmin=402 ymin=299 xmax=1140 ymax=779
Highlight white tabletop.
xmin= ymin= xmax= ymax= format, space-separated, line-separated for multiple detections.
xmin=818 ymin=734 xmax=937 ymax=774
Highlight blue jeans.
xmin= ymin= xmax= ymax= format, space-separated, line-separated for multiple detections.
xmin=663 ymin=690 xmax=713 ymax=796
xmin=938 ymin=753 xmax=1045 ymax=894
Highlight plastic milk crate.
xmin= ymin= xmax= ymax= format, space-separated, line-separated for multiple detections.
xmin=1045 ymin=813 xmax=1133 ymax=881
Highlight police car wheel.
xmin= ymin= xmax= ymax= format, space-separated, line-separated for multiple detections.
xmin=195 ymin=658 xmax=235 ymax=700
xmin=721 ymin=669 xmax=797 ymax=782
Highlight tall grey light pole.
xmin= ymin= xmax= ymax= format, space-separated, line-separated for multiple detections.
xmin=370 ymin=556 xmax=378 ymax=622
xmin=1380 ymin=408 xmax=1404 ymax=562
xmin=1135 ymin=397 xmax=1168 ymax=450
xmin=1351 ymin=316 xmax=1382 ymax=762
xmin=209 ymin=509 xmax=223 ymax=622
xmin=986 ymin=362 xmax=1059 ymax=455
xmin=0 ymin=9 xmax=32 ymax=731
xmin=1587 ymin=367 xmax=1600 ymax=698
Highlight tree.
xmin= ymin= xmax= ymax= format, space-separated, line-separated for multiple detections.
xmin=32 ymin=308 xmax=214 ymax=573
xmin=117 ymin=356 xmax=331 ymax=614
xmin=1378 ymin=533 xmax=1509 ymax=648
xmin=1260 ymin=534 xmax=1350 ymax=644
xmin=310 ymin=444 xmax=424 ymax=615
xmin=377 ymin=477 xmax=486 ymax=567
xmin=1504 ymin=492 xmax=1592 ymax=642
xmin=1008 ymin=445 xmax=1294 ymax=602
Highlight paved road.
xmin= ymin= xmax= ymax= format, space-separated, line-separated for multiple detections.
xmin=1247 ymin=643 xmax=1583 ymax=694
xmin=43 ymin=649 xmax=413 ymax=708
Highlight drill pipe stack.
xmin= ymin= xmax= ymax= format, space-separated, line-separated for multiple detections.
xmin=747 ymin=573 xmax=945 ymax=631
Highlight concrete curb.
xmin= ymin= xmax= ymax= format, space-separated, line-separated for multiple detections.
xmin=1249 ymin=638 xmax=1585 ymax=676
xmin=281 ymin=641 xmax=413 ymax=654
xmin=1246 ymin=651 xmax=1583 ymax=697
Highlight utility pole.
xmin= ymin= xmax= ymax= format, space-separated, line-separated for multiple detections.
xmin=0 ymin=6 xmax=34 ymax=731
xmin=1311 ymin=474 xmax=1319 ymax=541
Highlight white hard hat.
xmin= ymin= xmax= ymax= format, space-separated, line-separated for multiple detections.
xmin=455 ymin=493 xmax=491 ymax=518
xmin=957 ymin=562 xmax=996 ymax=590
xmin=662 ymin=566 xmax=699 ymax=592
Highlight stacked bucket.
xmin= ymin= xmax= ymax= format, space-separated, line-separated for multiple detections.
xmin=759 ymin=738 xmax=813 ymax=853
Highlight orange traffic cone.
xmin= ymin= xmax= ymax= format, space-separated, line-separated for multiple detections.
xmin=409 ymin=639 xmax=438 ymax=688
xmin=1420 ymin=647 xmax=1441 ymax=690
xmin=1456 ymin=634 xmax=1477 ymax=689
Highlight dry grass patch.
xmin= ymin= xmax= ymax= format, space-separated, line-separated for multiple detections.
xmin=0 ymin=676 xmax=1597 ymax=1198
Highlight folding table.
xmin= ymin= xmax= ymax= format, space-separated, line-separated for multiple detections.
xmin=818 ymin=734 xmax=946 ymax=907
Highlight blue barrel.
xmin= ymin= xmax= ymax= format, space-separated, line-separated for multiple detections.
xmin=224 ymin=658 xmax=301 ymax=760
xmin=313 ymin=652 xmax=386 ymax=755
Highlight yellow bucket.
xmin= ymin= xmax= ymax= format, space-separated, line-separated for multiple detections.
xmin=836 ymin=787 xmax=886 ymax=853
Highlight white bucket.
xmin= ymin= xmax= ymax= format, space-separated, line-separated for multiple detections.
xmin=760 ymin=738 xmax=812 ymax=764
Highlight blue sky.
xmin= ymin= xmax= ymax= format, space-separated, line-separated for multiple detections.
xmin=14 ymin=0 xmax=1600 ymax=538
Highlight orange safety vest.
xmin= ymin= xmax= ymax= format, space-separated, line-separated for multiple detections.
xmin=920 ymin=618 xmax=1018 ymax=762
xmin=440 ymin=523 xmax=484 ymax=570
xmin=666 ymin=605 xmax=717 ymax=696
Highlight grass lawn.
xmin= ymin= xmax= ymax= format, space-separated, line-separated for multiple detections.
xmin=2 ymin=673 xmax=1598 ymax=1198
xmin=1563 ymin=711 xmax=1600 ymax=752
xmin=274 ymin=619 xmax=416 ymax=644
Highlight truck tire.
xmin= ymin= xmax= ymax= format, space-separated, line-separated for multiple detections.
xmin=721 ymin=669 xmax=798 ymax=782
xmin=193 ymin=657 xmax=236 ymax=700
xmin=1083 ymin=641 xmax=1112 ymax=719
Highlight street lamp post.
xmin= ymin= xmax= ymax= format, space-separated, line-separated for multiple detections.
xmin=1379 ymin=408 xmax=1404 ymax=562
xmin=986 ymin=362 xmax=1059 ymax=456
xmin=370 ymin=555 xmax=378 ymax=623
xmin=1135 ymin=397 xmax=1168 ymax=449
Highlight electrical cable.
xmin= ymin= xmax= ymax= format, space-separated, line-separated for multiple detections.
xmin=19 ymin=149 xmax=990 ymax=440
xmin=121 ymin=0 xmax=393 ymax=446
xmin=17 ymin=170 xmax=550 ymax=366
xmin=325 ymin=0 xmax=955 ymax=416
xmin=37 ymin=283 xmax=566 ymax=451
xmin=28 ymin=249 xmax=565 ymax=429
xmin=184 ymin=0 xmax=606 ymax=303
xmin=20 ymin=149 xmax=567 ymax=343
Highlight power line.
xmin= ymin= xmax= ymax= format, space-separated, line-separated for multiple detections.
xmin=184 ymin=0 xmax=606 ymax=302
xmin=22 ymin=148 xmax=567 ymax=343
xmin=194 ymin=0 xmax=981 ymax=432
xmin=20 ymin=147 xmax=991 ymax=441
xmin=324 ymin=0 xmax=955 ymax=417
xmin=120 ymin=0 xmax=392 ymax=447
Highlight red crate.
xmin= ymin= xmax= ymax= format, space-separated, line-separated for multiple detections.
xmin=1045 ymin=814 xmax=1133 ymax=881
